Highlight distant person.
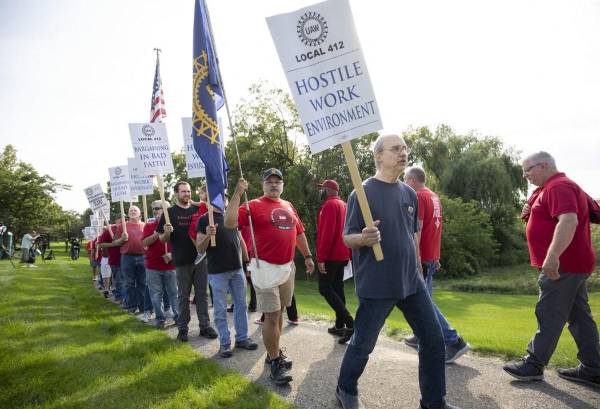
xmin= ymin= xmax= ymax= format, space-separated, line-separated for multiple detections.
xmin=403 ymin=166 xmax=470 ymax=364
xmin=225 ymin=168 xmax=314 ymax=386
xmin=316 ymin=179 xmax=353 ymax=344
xmin=143 ymin=201 xmax=179 ymax=329
xmin=157 ymin=181 xmax=217 ymax=342
xmin=20 ymin=229 xmax=38 ymax=263
xmin=336 ymin=134 xmax=459 ymax=409
xmin=503 ymin=151 xmax=600 ymax=388
xmin=97 ymin=216 xmax=124 ymax=303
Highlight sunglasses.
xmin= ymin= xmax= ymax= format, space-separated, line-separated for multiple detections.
xmin=152 ymin=207 xmax=162 ymax=211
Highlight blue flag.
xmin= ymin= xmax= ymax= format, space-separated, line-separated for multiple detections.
xmin=192 ymin=0 xmax=228 ymax=211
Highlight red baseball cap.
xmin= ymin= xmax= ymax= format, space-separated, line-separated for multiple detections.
xmin=318 ymin=179 xmax=339 ymax=192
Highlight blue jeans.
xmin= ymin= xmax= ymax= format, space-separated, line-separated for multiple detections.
xmin=338 ymin=281 xmax=447 ymax=409
xmin=208 ymin=268 xmax=249 ymax=346
xmin=110 ymin=264 xmax=123 ymax=300
xmin=423 ymin=261 xmax=459 ymax=346
xmin=121 ymin=255 xmax=149 ymax=312
xmin=146 ymin=269 xmax=179 ymax=323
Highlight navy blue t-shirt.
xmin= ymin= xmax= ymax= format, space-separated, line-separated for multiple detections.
xmin=345 ymin=177 xmax=421 ymax=299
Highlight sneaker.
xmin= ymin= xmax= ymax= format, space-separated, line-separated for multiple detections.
xmin=164 ymin=308 xmax=175 ymax=319
xmin=420 ymin=404 xmax=462 ymax=409
xmin=199 ymin=326 xmax=218 ymax=339
xmin=219 ymin=344 xmax=233 ymax=358
xmin=503 ymin=358 xmax=544 ymax=381
xmin=557 ymin=366 xmax=600 ymax=389
xmin=445 ymin=337 xmax=470 ymax=364
xmin=227 ymin=305 xmax=234 ymax=313
xmin=338 ymin=328 xmax=354 ymax=345
xmin=235 ymin=338 xmax=258 ymax=350
xmin=102 ymin=290 xmax=109 ymax=298
xmin=265 ymin=350 xmax=293 ymax=369
xmin=270 ymin=357 xmax=293 ymax=385
xmin=328 ymin=326 xmax=346 ymax=336
xmin=177 ymin=330 xmax=188 ymax=342
xmin=404 ymin=334 xmax=419 ymax=349
xmin=141 ymin=311 xmax=151 ymax=323
xmin=255 ymin=318 xmax=264 ymax=325
xmin=287 ymin=319 xmax=299 ymax=325
xmin=335 ymin=386 xmax=365 ymax=409
xmin=155 ymin=321 xmax=165 ymax=330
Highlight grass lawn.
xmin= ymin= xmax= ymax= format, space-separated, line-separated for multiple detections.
xmin=293 ymin=274 xmax=600 ymax=369
xmin=0 ymin=251 xmax=292 ymax=409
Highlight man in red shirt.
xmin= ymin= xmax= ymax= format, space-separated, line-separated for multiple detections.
xmin=316 ymin=179 xmax=353 ymax=344
xmin=224 ymin=168 xmax=314 ymax=386
xmin=97 ymin=216 xmax=123 ymax=302
xmin=403 ymin=167 xmax=469 ymax=364
xmin=143 ymin=200 xmax=178 ymax=329
xmin=503 ymin=151 xmax=600 ymax=388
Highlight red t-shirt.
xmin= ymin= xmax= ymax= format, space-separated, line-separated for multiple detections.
xmin=238 ymin=196 xmax=305 ymax=264
xmin=317 ymin=196 xmax=351 ymax=262
xmin=417 ymin=187 xmax=442 ymax=262
xmin=115 ymin=222 xmax=145 ymax=255
xmin=97 ymin=225 xmax=121 ymax=266
xmin=240 ymin=226 xmax=255 ymax=259
xmin=188 ymin=202 xmax=209 ymax=241
xmin=526 ymin=173 xmax=596 ymax=273
xmin=143 ymin=220 xmax=174 ymax=270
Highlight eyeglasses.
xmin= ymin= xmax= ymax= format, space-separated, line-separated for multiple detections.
xmin=380 ymin=145 xmax=410 ymax=154
xmin=523 ymin=163 xmax=541 ymax=174
xmin=152 ymin=207 xmax=162 ymax=211
xmin=264 ymin=180 xmax=283 ymax=185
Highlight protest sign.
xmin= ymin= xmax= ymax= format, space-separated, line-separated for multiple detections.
xmin=182 ymin=117 xmax=206 ymax=178
xmin=127 ymin=157 xmax=155 ymax=195
xmin=108 ymin=166 xmax=131 ymax=202
xmin=129 ymin=122 xmax=174 ymax=176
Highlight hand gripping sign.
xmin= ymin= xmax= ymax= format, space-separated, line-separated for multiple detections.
xmin=267 ymin=0 xmax=384 ymax=260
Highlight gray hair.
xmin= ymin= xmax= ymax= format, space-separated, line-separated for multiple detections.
xmin=372 ymin=134 xmax=406 ymax=170
xmin=524 ymin=151 xmax=556 ymax=169
xmin=405 ymin=166 xmax=426 ymax=184
xmin=151 ymin=200 xmax=169 ymax=209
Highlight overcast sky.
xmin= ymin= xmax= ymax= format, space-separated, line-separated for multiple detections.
xmin=1 ymin=0 xmax=598 ymax=213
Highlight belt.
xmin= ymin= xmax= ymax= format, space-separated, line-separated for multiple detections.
xmin=123 ymin=253 xmax=143 ymax=256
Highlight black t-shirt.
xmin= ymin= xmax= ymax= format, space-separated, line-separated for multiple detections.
xmin=197 ymin=212 xmax=242 ymax=274
xmin=156 ymin=204 xmax=198 ymax=267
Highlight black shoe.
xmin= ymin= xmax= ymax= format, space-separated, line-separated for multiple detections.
xmin=177 ymin=330 xmax=188 ymax=342
xmin=404 ymin=334 xmax=419 ymax=349
xmin=336 ymin=386 xmax=364 ymax=409
xmin=421 ymin=404 xmax=461 ymax=409
xmin=265 ymin=350 xmax=292 ymax=369
xmin=338 ymin=328 xmax=354 ymax=344
xmin=102 ymin=290 xmax=109 ymax=298
xmin=270 ymin=357 xmax=293 ymax=385
xmin=557 ymin=366 xmax=600 ymax=389
xmin=199 ymin=326 xmax=218 ymax=339
xmin=227 ymin=305 xmax=234 ymax=313
xmin=328 ymin=325 xmax=346 ymax=336
xmin=248 ymin=305 xmax=257 ymax=312
xmin=503 ymin=358 xmax=544 ymax=381
xmin=155 ymin=321 xmax=165 ymax=330
xmin=235 ymin=337 xmax=258 ymax=350
xmin=445 ymin=337 xmax=470 ymax=364
xmin=219 ymin=344 xmax=233 ymax=358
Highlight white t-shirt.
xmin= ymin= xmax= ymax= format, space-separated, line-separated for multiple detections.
xmin=21 ymin=234 xmax=33 ymax=249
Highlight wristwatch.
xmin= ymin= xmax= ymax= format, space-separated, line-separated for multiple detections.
xmin=304 ymin=254 xmax=313 ymax=260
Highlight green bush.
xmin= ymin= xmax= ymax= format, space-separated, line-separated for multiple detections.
xmin=439 ymin=195 xmax=498 ymax=277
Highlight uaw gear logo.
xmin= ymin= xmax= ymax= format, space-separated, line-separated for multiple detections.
xmin=85 ymin=188 xmax=93 ymax=197
xmin=270 ymin=208 xmax=294 ymax=231
xmin=193 ymin=50 xmax=220 ymax=144
xmin=114 ymin=167 xmax=122 ymax=176
xmin=297 ymin=11 xmax=328 ymax=47
xmin=142 ymin=124 xmax=155 ymax=137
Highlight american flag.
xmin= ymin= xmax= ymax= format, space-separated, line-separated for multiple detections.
xmin=150 ymin=54 xmax=167 ymax=123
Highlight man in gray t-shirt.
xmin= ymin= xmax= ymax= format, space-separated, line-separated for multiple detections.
xmin=336 ymin=134 xmax=459 ymax=409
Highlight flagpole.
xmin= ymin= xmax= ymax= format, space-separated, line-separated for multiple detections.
xmin=204 ymin=181 xmax=216 ymax=247
xmin=202 ymin=0 xmax=259 ymax=264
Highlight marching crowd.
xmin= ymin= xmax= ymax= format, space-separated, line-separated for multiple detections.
xmin=86 ymin=134 xmax=599 ymax=409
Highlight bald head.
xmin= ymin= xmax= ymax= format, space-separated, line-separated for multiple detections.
xmin=372 ymin=134 xmax=408 ymax=171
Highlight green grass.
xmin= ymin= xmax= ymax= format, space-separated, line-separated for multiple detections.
xmin=0 ymin=249 xmax=292 ymax=409
xmin=293 ymin=276 xmax=600 ymax=369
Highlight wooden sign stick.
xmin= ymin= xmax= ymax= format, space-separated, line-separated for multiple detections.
xmin=119 ymin=200 xmax=127 ymax=235
xmin=142 ymin=194 xmax=148 ymax=222
xmin=156 ymin=174 xmax=171 ymax=225
xmin=205 ymin=188 xmax=216 ymax=247
xmin=341 ymin=141 xmax=384 ymax=261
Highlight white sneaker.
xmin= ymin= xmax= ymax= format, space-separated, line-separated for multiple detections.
xmin=141 ymin=311 xmax=151 ymax=323
xmin=164 ymin=308 xmax=174 ymax=319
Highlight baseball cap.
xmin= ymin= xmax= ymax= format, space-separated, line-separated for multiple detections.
xmin=318 ymin=179 xmax=339 ymax=192
xmin=263 ymin=168 xmax=283 ymax=181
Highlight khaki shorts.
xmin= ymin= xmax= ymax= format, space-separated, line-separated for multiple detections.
xmin=256 ymin=263 xmax=295 ymax=313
